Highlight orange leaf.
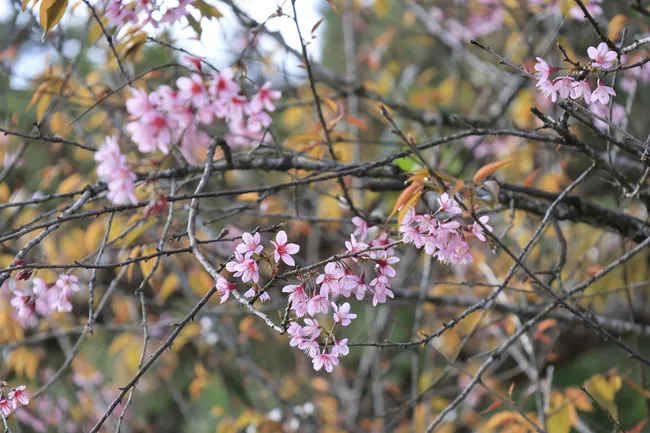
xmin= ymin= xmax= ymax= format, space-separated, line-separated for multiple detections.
xmin=345 ymin=116 xmax=369 ymax=131
xmin=387 ymin=180 xmax=423 ymax=223
xmin=481 ymin=400 xmax=503 ymax=414
xmin=536 ymin=319 xmax=557 ymax=333
xmin=508 ymin=382 xmax=515 ymax=401
xmin=473 ymin=159 xmax=512 ymax=183
xmin=522 ymin=168 xmax=540 ymax=187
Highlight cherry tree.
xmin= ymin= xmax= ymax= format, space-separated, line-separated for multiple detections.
xmin=1 ymin=0 xmax=650 ymax=432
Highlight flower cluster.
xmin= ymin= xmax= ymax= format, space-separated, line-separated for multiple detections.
xmin=10 ymin=274 xmax=80 ymax=328
xmin=124 ymin=68 xmax=280 ymax=163
xmin=223 ymin=230 xmax=300 ymax=303
xmin=534 ymin=42 xmax=617 ymax=105
xmin=105 ymin=0 xmax=192 ymax=28
xmin=94 ymin=136 xmax=137 ymax=205
xmin=399 ymin=193 xmax=492 ymax=265
xmin=0 ymin=384 xmax=29 ymax=417
xmin=283 ymin=225 xmax=399 ymax=373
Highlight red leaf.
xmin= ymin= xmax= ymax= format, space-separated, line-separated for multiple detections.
xmin=481 ymin=400 xmax=503 ymax=414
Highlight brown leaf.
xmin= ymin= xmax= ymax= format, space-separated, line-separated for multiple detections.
xmin=473 ymin=159 xmax=512 ymax=183
xmin=311 ymin=18 xmax=325 ymax=35
xmin=387 ymin=180 xmax=423 ymax=223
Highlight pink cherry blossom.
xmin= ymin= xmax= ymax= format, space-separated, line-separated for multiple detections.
xmin=282 ymin=283 xmax=308 ymax=305
xmin=345 ymin=234 xmax=369 ymax=261
xmin=307 ymin=294 xmax=330 ymax=316
xmin=226 ymin=94 xmax=249 ymax=121
xmin=56 ymin=274 xmax=80 ymax=296
xmin=126 ymin=110 xmax=177 ymax=154
xmin=236 ymin=232 xmax=263 ymax=258
xmin=571 ymin=80 xmax=592 ymax=104
xmin=0 ymin=399 xmax=12 ymax=416
xmin=374 ymin=254 xmax=399 ymax=278
xmin=316 ymin=262 xmax=344 ymax=297
xmin=352 ymin=272 xmax=369 ymax=300
xmin=106 ymin=167 xmax=138 ymax=205
xmin=331 ymin=338 xmax=349 ymax=357
xmin=588 ymin=42 xmax=617 ymax=69
xmin=215 ymin=275 xmax=236 ymax=303
xmin=11 ymin=291 xmax=33 ymax=318
xmin=534 ymin=57 xmax=556 ymax=84
xmin=181 ymin=55 xmax=203 ymax=72
xmin=538 ymin=79 xmax=559 ymax=102
xmin=271 ymin=231 xmax=300 ymax=266
xmin=299 ymin=338 xmax=320 ymax=358
xmin=226 ymin=251 xmax=246 ymax=277
xmin=105 ymin=1 xmax=137 ymax=27
xmin=370 ymin=275 xmax=394 ymax=306
xmin=471 ymin=215 xmax=493 ymax=242
xmin=437 ymin=193 xmax=462 ymax=215
xmin=248 ymin=82 xmax=281 ymax=113
xmin=8 ymin=386 xmax=28 ymax=406
xmin=247 ymin=111 xmax=272 ymax=132
xmin=591 ymin=79 xmax=616 ymax=105
xmin=243 ymin=286 xmax=270 ymax=302
xmin=176 ymin=74 xmax=209 ymax=107
xmin=303 ymin=318 xmax=321 ymax=338
xmin=553 ymin=76 xmax=574 ymax=100
xmin=312 ymin=350 xmax=339 ymax=373
xmin=94 ymin=136 xmax=127 ymax=178
xmin=52 ymin=291 xmax=73 ymax=313
xmin=125 ymin=88 xmax=155 ymax=119
xmin=235 ymin=258 xmax=259 ymax=283
xmin=351 ymin=216 xmax=370 ymax=240
xmin=287 ymin=322 xmax=307 ymax=347
xmin=332 ymin=302 xmax=356 ymax=326
xmin=209 ymin=68 xmax=239 ymax=99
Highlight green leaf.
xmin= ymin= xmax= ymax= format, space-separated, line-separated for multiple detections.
xmin=193 ymin=0 xmax=222 ymax=20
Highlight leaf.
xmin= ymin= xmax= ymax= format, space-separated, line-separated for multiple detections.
xmin=193 ymin=0 xmax=222 ymax=19
xmin=473 ymin=159 xmax=512 ymax=183
xmin=607 ymin=14 xmax=626 ymax=40
xmin=157 ymin=274 xmax=180 ymax=302
xmin=397 ymin=189 xmax=422 ymax=227
xmin=387 ymin=180 xmax=424 ymax=222
xmin=21 ymin=0 xmax=33 ymax=11
xmin=547 ymin=403 xmax=571 ymax=433
xmin=485 ymin=411 xmax=521 ymax=429
xmin=622 ymin=376 xmax=650 ymax=400
xmin=55 ymin=173 xmax=83 ymax=194
xmin=481 ymin=400 xmax=503 ymax=414
xmin=139 ymin=244 xmax=158 ymax=278
xmin=374 ymin=0 xmax=391 ymax=16
xmin=565 ymin=388 xmax=592 ymax=412
xmin=344 ymin=116 xmax=368 ymax=131
xmin=186 ymin=13 xmax=202 ymax=38
xmin=35 ymin=92 xmax=52 ymax=122
xmin=311 ymin=18 xmax=325 ymax=35
xmin=122 ymin=219 xmax=156 ymax=247
xmin=7 ymin=347 xmax=40 ymax=380
xmin=40 ymin=0 xmax=68 ymax=34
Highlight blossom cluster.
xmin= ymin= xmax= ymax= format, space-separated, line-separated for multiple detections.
xmin=105 ymin=0 xmax=192 ymax=28
xmin=124 ymin=67 xmax=280 ymax=162
xmin=534 ymin=42 xmax=617 ymax=105
xmin=0 ymin=384 xmax=29 ymax=417
xmin=399 ymin=193 xmax=492 ymax=265
xmin=94 ymin=136 xmax=137 ymax=205
xmin=10 ymin=274 xmax=80 ymax=328
xmin=284 ymin=223 xmax=399 ymax=373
